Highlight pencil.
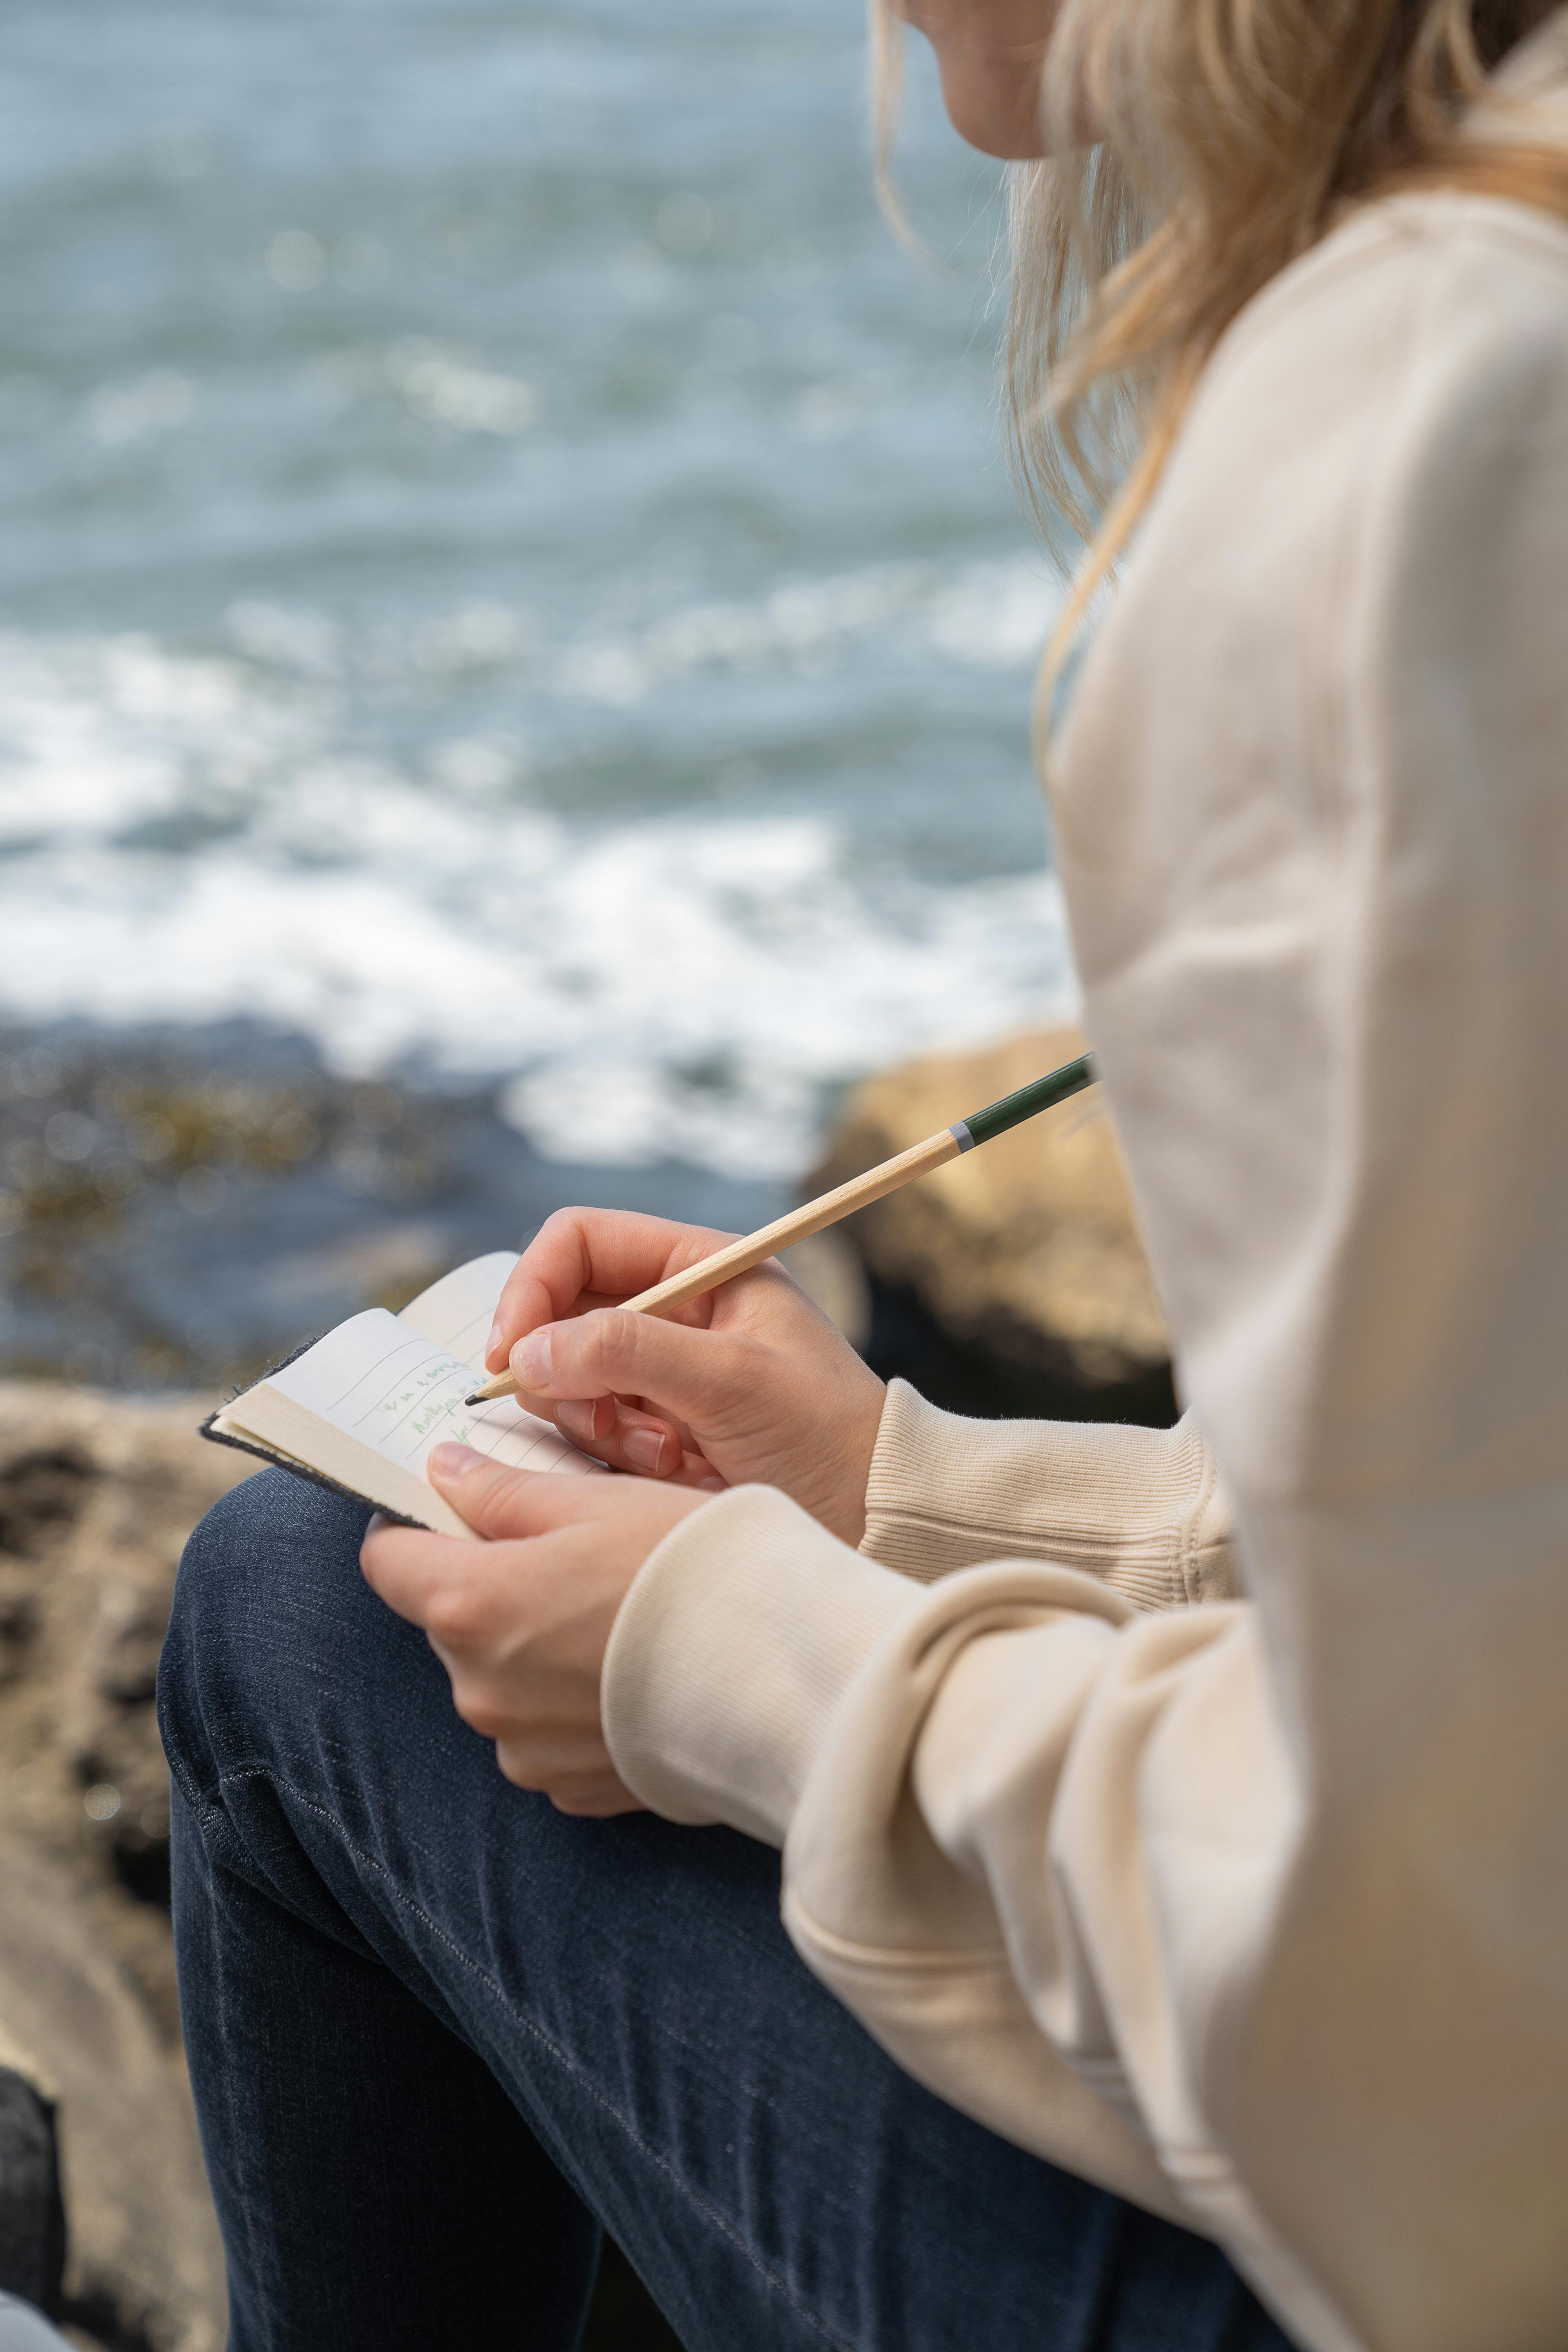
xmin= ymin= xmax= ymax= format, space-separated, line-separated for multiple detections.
xmin=465 ymin=1049 xmax=1098 ymax=1403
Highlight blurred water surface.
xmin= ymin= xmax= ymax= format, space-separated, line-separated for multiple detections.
xmin=0 ymin=0 xmax=1076 ymax=1381
xmin=1 ymin=0 xmax=1071 ymax=1167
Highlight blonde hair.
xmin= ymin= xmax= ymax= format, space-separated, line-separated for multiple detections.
xmin=871 ymin=2 xmax=1568 ymax=673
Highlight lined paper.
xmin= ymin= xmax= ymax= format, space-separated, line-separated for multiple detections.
xmin=397 ymin=1250 xmax=520 ymax=1365
xmin=268 ymin=1309 xmax=601 ymax=1483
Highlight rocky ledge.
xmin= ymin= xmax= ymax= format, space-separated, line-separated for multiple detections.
xmin=0 ymin=1383 xmax=245 ymax=2352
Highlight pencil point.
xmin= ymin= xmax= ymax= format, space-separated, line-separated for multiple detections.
xmin=463 ymin=1392 xmax=481 ymax=1406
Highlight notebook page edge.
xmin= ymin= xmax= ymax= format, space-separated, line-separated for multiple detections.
xmin=213 ymin=1386 xmax=478 ymax=1539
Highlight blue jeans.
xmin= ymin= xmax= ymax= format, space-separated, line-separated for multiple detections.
xmin=158 ymin=1469 xmax=1298 ymax=2352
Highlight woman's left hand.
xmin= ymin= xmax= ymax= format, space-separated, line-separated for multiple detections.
xmin=360 ymin=1443 xmax=710 ymax=1816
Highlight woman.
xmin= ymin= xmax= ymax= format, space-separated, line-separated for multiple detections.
xmin=160 ymin=5 xmax=1568 ymax=2348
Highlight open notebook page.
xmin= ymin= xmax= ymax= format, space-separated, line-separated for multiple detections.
xmin=397 ymin=1251 xmax=520 ymax=1367
xmin=210 ymin=1306 xmax=601 ymax=1537
xmin=267 ymin=1310 xmax=601 ymax=1484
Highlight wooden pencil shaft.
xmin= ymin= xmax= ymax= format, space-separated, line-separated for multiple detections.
xmin=464 ymin=1048 xmax=1100 ymax=1404
xmin=620 ymin=1127 xmax=960 ymax=1317
xmin=463 ymin=1131 xmax=961 ymax=1399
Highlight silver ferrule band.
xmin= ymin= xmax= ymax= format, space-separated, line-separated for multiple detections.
xmin=949 ymin=1121 xmax=976 ymax=1153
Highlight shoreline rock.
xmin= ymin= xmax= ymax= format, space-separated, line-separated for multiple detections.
xmin=808 ymin=1025 xmax=1176 ymax=1424
xmin=0 ymin=1838 xmax=223 ymax=2352
xmin=0 ymin=1385 xmax=250 ymax=2042
xmin=0 ymin=1386 xmax=243 ymax=2350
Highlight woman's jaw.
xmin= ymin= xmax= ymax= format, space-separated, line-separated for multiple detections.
xmin=888 ymin=0 xmax=1066 ymax=160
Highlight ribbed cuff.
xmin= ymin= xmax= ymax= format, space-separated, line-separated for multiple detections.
xmin=860 ymin=1381 xmax=1237 ymax=1609
xmin=602 ymin=1485 xmax=923 ymax=1846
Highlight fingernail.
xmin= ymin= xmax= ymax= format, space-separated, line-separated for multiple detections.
xmin=428 ymin=1442 xmax=488 ymax=1479
xmin=557 ymin=1398 xmax=596 ymax=1442
xmin=700 ymin=1475 xmax=727 ymax=1492
xmin=486 ymin=1323 xmax=505 ymax=1367
xmin=622 ymin=1428 xmax=667 ymax=1474
xmin=511 ymin=1328 xmax=552 ymax=1389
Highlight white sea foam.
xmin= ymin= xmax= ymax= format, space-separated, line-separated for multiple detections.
xmin=556 ymin=556 xmax=1061 ymax=705
xmin=0 ymin=599 xmax=1076 ymax=1179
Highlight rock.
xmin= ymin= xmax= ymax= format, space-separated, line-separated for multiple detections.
xmin=0 ymin=1385 xmax=251 ymax=2041
xmin=0 ymin=1837 xmax=223 ymax=2352
xmin=0 ymin=1384 xmax=243 ymax=2350
xmin=0 ymin=2056 xmax=64 ymax=2318
xmin=809 ymin=1025 xmax=1174 ymax=1419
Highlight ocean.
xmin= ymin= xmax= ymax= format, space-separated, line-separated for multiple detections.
xmin=0 ymin=0 xmax=1074 ymax=1383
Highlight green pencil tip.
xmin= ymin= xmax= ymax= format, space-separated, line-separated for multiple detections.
xmin=959 ymin=1050 xmax=1097 ymax=1150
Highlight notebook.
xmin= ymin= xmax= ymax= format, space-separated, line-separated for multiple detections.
xmin=200 ymin=1251 xmax=603 ymax=1539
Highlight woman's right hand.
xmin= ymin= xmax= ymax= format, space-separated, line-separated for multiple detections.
xmin=484 ymin=1209 xmax=887 ymax=1548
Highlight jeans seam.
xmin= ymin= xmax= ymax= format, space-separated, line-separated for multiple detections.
xmin=212 ymin=1764 xmax=858 ymax=2352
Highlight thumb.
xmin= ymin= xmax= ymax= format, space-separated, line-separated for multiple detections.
xmin=511 ymin=1307 xmax=746 ymax=1421
xmin=425 ymin=1445 xmax=607 ymax=1539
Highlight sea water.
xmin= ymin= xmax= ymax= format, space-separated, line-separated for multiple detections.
xmin=0 ymin=0 xmax=1073 ymax=1178
xmin=0 ymin=0 xmax=1078 ymax=1381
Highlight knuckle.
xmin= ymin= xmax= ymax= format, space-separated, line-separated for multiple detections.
xmin=577 ymin=1312 xmax=626 ymax=1384
xmin=424 ymin=1586 xmax=485 ymax=1648
xmin=454 ymin=1685 xmax=511 ymax=1740
xmin=495 ymin=1742 xmax=544 ymax=1791
xmin=550 ymin=1781 xmax=622 ymax=1818
xmin=461 ymin=1468 xmax=517 ymax=1530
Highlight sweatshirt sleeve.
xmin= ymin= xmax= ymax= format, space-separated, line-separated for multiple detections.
xmin=601 ymin=1481 xmax=1193 ymax=2223
xmin=606 ymin=196 xmax=1568 ymax=2352
xmin=860 ymin=1380 xmax=1239 ymax=1606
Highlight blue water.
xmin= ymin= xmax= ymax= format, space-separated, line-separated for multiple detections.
xmin=0 ymin=0 xmax=1071 ymax=1185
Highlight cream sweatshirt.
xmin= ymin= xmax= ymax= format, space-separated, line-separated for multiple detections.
xmin=602 ymin=21 xmax=1568 ymax=2350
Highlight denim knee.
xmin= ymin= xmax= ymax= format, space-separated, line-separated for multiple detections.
xmin=158 ymin=1468 xmax=377 ymax=1809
